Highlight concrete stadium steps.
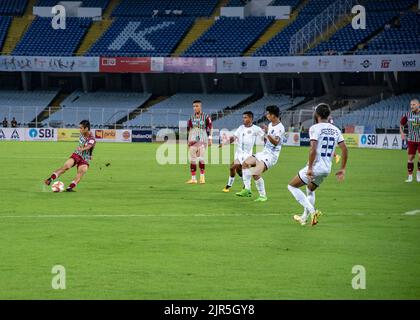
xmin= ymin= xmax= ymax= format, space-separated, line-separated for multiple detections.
xmin=103 ymin=0 xmax=121 ymax=18
xmin=244 ymin=20 xmax=288 ymax=56
xmin=35 ymin=92 xmax=69 ymax=124
xmin=303 ymin=15 xmax=352 ymax=54
xmin=120 ymin=95 xmax=169 ymax=124
xmin=171 ymin=18 xmax=215 ymax=57
xmin=76 ymin=19 xmax=113 ymax=56
xmin=25 ymin=0 xmax=37 ymax=15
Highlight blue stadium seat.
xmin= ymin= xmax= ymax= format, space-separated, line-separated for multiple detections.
xmin=357 ymin=11 xmax=420 ymax=55
xmin=112 ymin=0 xmax=218 ymax=18
xmin=36 ymin=0 xmax=110 ymax=9
xmin=183 ymin=17 xmax=274 ymax=57
xmin=0 ymin=16 xmax=12 ymax=51
xmin=13 ymin=17 xmax=92 ymax=56
xmin=0 ymin=0 xmax=28 ymax=15
xmin=86 ymin=17 xmax=194 ymax=57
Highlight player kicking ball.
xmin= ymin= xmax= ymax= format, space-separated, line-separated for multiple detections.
xmin=288 ymin=103 xmax=348 ymax=226
xmin=219 ymin=111 xmax=265 ymax=192
xmin=236 ymin=105 xmax=285 ymax=202
xmin=44 ymin=120 xmax=96 ymax=192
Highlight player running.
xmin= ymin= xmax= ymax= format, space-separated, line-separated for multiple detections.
xmin=44 ymin=120 xmax=96 ymax=192
xmin=236 ymin=105 xmax=285 ymax=202
xmin=186 ymin=100 xmax=213 ymax=184
xmin=400 ymin=98 xmax=420 ymax=182
xmin=219 ymin=111 xmax=265 ymax=192
xmin=288 ymin=103 xmax=348 ymax=226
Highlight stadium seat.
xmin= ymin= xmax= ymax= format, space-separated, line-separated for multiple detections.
xmin=13 ymin=17 xmax=92 ymax=56
xmin=183 ymin=17 xmax=274 ymax=57
xmin=0 ymin=0 xmax=28 ymax=15
xmin=42 ymin=91 xmax=151 ymax=127
xmin=111 ymin=0 xmax=218 ymax=18
xmin=86 ymin=17 xmax=194 ymax=57
xmin=124 ymin=93 xmax=252 ymax=128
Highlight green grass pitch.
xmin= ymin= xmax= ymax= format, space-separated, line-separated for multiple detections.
xmin=0 ymin=141 xmax=419 ymax=299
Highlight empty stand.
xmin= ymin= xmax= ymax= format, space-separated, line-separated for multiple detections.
xmin=86 ymin=17 xmax=194 ymax=57
xmin=124 ymin=93 xmax=251 ymax=128
xmin=13 ymin=17 xmax=92 ymax=56
xmin=183 ymin=17 xmax=274 ymax=57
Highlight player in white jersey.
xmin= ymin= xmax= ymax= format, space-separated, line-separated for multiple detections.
xmin=287 ymin=103 xmax=348 ymax=226
xmin=236 ymin=105 xmax=285 ymax=202
xmin=220 ymin=111 xmax=265 ymax=192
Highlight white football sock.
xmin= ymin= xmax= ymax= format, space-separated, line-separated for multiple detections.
xmin=288 ymin=185 xmax=315 ymax=214
xmin=242 ymin=169 xmax=252 ymax=190
xmin=302 ymin=187 xmax=315 ymax=221
xmin=227 ymin=176 xmax=235 ymax=187
xmin=254 ymin=177 xmax=266 ymax=197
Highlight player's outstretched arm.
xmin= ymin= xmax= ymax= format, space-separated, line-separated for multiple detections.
xmin=336 ymin=142 xmax=348 ymax=182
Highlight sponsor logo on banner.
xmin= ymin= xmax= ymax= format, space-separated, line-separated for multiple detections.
xmin=343 ymin=134 xmax=359 ymax=148
xmin=116 ymin=130 xmax=132 ymax=142
xmin=378 ymin=134 xmax=402 ymax=150
xmin=132 ymin=130 xmax=153 ymax=142
xmin=58 ymin=129 xmax=80 ymax=141
xmin=151 ymin=57 xmax=164 ymax=72
xmin=95 ymin=130 xmax=116 ymax=140
xmin=380 ymin=59 xmax=391 ymax=69
xmin=0 ymin=128 xmax=25 ymax=141
xmin=318 ymin=58 xmax=330 ymax=69
xmin=285 ymin=132 xmax=300 ymax=146
xmin=221 ymin=59 xmax=234 ymax=72
xmin=99 ymin=57 xmax=151 ymax=73
xmin=161 ymin=57 xmax=216 ymax=73
xmin=401 ymin=60 xmax=416 ymax=68
xmin=300 ymin=133 xmax=310 ymax=146
xmin=258 ymin=59 xmax=268 ymax=70
xmin=25 ymin=128 xmax=56 ymax=141
xmin=361 ymin=59 xmax=372 ymax=69
xmin=359 ymin=134 xmax=378 ymax=148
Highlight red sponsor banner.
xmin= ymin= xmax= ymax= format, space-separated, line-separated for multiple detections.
xmin=99 ymin=57 xmax=151 ymax=73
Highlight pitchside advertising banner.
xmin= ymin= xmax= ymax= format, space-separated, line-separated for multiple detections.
xmin=25 ymin=128 xmax=57 ymax=141
xmin=0 ymin=56 xmax=99 ymax=72
xmin=0 ymin=128 xmax=25 ymax=141
xmin=132 ymin=130 xmax=153 ymax=142
xmin=216 ymin=54 xmax=420 ymax=73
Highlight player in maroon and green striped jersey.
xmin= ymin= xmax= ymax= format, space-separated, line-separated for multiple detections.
xmin=44 ymin=120 xmax=96 ymax=191
xmin=400 ymin=98 xmax=420 ymax=182
xmin=186 ymin=100 xmax=213 ymax=184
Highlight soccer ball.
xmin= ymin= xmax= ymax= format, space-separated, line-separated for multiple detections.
xmin=51 ymin=181 xmax=65 ymax=193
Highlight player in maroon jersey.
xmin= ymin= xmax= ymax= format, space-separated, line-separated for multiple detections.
xmin=44 ymin=120 xmax=96 ymax=191
xmin=400 ymin=98 xmax=420 ymax=182
xmin=186 ymin=100 xmax=213 ymax=184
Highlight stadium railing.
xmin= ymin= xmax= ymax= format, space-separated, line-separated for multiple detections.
xmin=0 ymin=105 xmax=406 ymax=132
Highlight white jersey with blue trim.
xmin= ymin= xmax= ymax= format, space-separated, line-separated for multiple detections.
xmin=263 ymin=122 xmax=285 ymax=158
xmin=309 ymin=122 xmax=344 ymax=173
xmin=234 ymin=124 xmax=265 ymax=155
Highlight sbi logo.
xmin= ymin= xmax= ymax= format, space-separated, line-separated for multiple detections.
xmin=29 ymin=128 xmax=55 ymax=139
xmin=29 ymin=129 xmax=38 ymax=138
xmin=361 ymin=134 xmax=377 ymax=145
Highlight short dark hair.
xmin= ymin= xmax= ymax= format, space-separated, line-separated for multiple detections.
xmin=315 ymin=103 xmax=331 ymax=119
xmin=266 ymin=105 xmax=280 ymax=118
xmin=243 ymin=111 xmax=254 ymax=119
xmin=79 ymin=120 xmax=91 ymax=130
xmin=193 ymin=100 xmax=202 ymax=104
